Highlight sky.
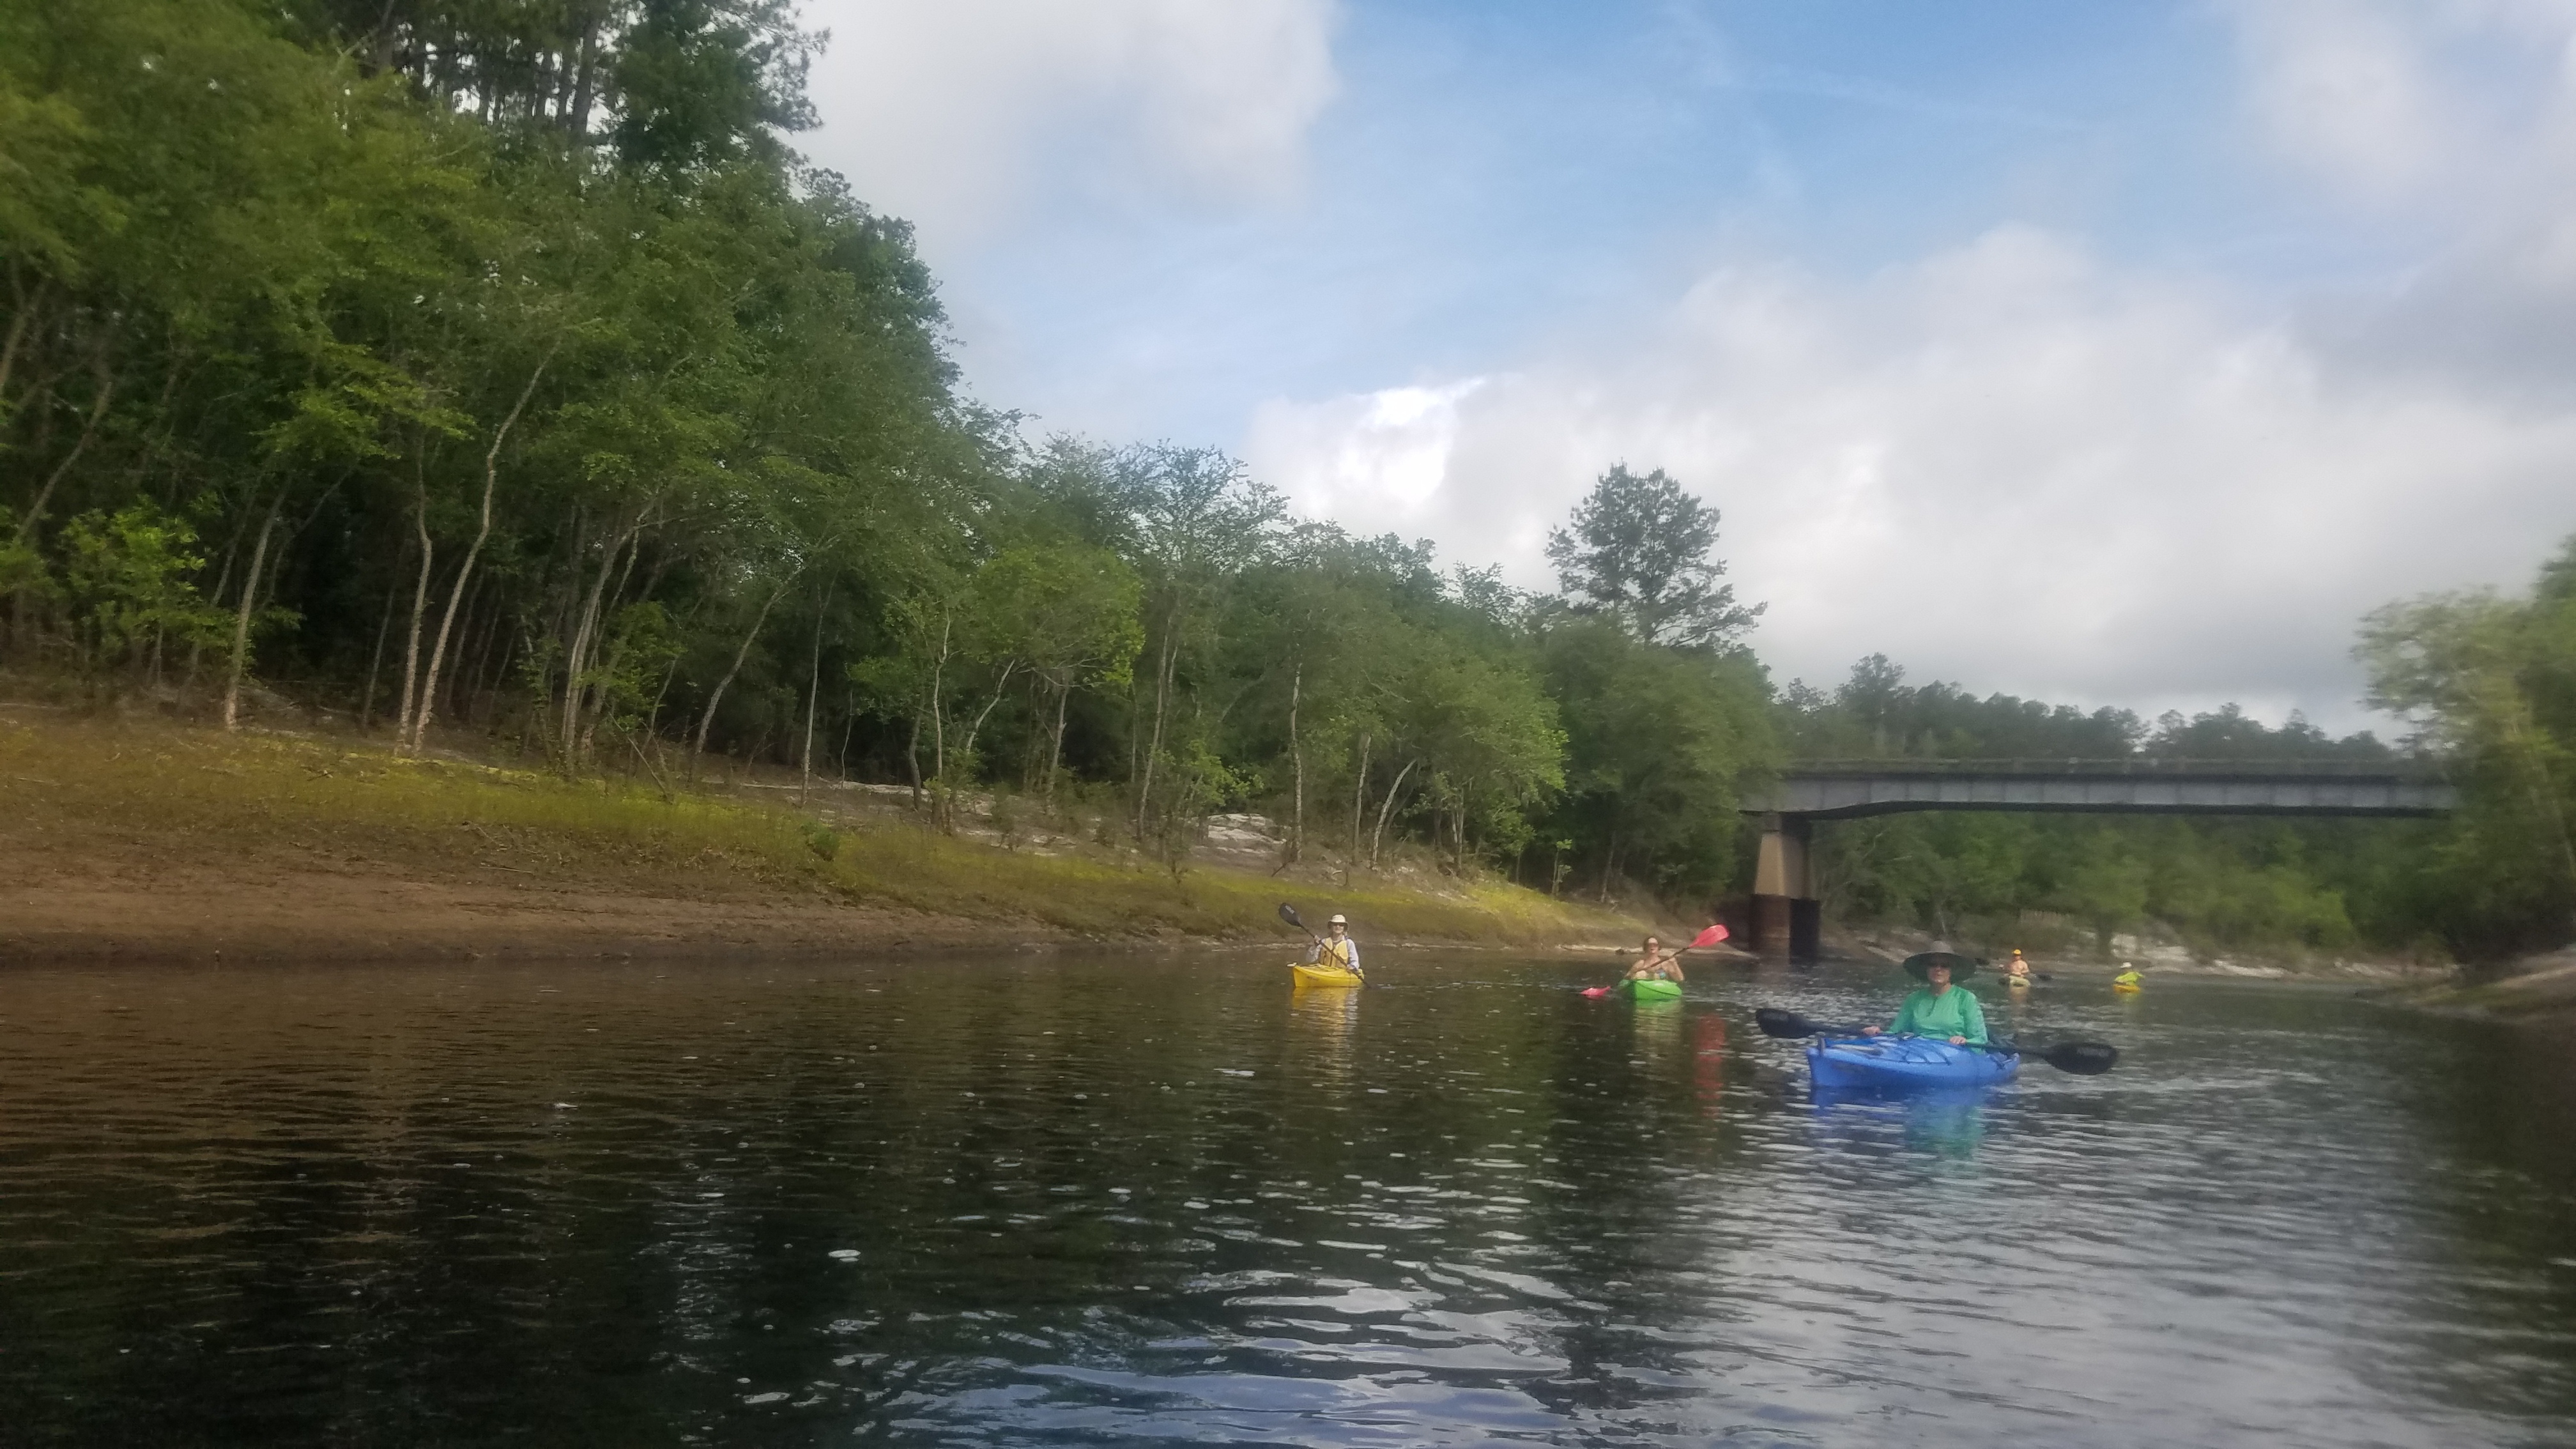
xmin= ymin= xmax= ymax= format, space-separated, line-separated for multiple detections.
xmin=797 ymin=0 xmax=2576 ymax=734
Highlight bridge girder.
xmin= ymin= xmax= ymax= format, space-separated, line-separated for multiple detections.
xmin=1734 ymin=762 xmax=2457 ymax=959
xmin=1742 ymin=767 xmax=2457 ymax=822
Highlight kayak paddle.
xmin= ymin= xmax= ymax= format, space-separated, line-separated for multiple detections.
xmin=1984 ymin=1037 xmax=2120 ymax=1075
xmin=1754 ymin=1007 xmax=2120 ymax=1075
xmin=1753 ymin=1006 xmax=1866 ymax=1039
xmin=1586 ymin=923 xmax=1730 ymax=997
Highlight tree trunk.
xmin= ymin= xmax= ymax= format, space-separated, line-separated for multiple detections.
xmin=694 ymin=576 xmax=789 ymax=762
xmin=569 ymin=20 xmax=599 ymax=135
xmin=926 ymin=610 xmax=952 ymax=826
xmin=19 ymin=360 xmax=116 ymax=535
xmin=955 ymin=660 xmax=1019 ymax=787
xmin=220 ymin=491 xmax=285 ymax=732
xmin=360 ymin=569 xmax=398 ymax=731
xmin=556 ymin=523 xmax=630 ymax=762
xmin=1045 ymin=675 xmax=1071 ymax=803
xmin=1370 ymin=757 xmax=1417 ymax=871
xmin=1345 ymin=731 xmax=1370 ymax=887
xmin=799 ymin=584 xmax=831 ymax=805
xmin=572 ymin=526 xmax=645 ymax=758
xmin=1134 ymin=601 xmax=1183 ymax=838
xmin=411 ymin=351 xmax=547 ymax=754
xmin=1285 ymin=660 xmax=1303 ymax=868
xmin=186 ymin=511 xmax=250 ymax=688
xmin=0 ymin=274 xmax=42 ymax=406
xmin=905 ymin=708 xmax=923 ymax=809
xmin=393 ymin=514 xmax=435 ymax=737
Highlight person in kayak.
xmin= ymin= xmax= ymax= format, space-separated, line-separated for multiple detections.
xmin=2113 ymin=962 xmax=2142 ymax=992
xmin=1620 ymin=935 xmax=1685 ymax=986
xmin=2005 ymin=949 xmax=2034 ymax=983
xmin=1862 ymin=954 xmax=1988 ymax=1046
xmin=1305 ymin=914 xmax=1361 ymax=978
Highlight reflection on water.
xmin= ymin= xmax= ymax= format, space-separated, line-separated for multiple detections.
xmin=2 ymin=954 xmax=2573 ymax=1446
xmin=1812 ymin=1086 xmax=1989 ymax=1160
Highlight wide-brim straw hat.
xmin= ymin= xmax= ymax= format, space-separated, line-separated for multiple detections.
xmin=1903 ymin=951 xmax=1979 ymax=983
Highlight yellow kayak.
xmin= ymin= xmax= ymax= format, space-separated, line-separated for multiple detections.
xmin=1292 ymin=962 xmax=1364 ymax=989
xmin=2113 ymin=981 xmax=2143 ymax=993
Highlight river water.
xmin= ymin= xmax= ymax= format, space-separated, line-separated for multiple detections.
xmin=4 ymin=953 xmax=2573 ymax=1446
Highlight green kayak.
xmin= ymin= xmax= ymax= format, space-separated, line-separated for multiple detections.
xmin=1624 ymin=977 xmax=1683 ymax=1002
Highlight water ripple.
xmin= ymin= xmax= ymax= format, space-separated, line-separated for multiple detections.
xmin=2 ymin=955 xmax=2573 ymax=1445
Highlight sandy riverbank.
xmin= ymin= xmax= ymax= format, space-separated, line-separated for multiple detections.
xmin=0 ymin=708 xmax=1648 ymax=964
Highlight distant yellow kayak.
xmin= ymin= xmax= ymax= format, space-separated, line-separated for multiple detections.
xmin=1292 ymin=962 xmax=1363 ymax=989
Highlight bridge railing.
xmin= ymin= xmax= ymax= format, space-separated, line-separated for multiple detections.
xmin=1779 ymin=756 xmax=2450 ymax=781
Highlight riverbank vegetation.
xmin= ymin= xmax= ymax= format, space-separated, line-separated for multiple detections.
xmin=0 ymin=1 xmax=1772 ymax=921
xmin=6 ymin=2 xmax=2571 ymax=971
xmin=0 ymin=708 xmax=1641 ymax=955
xmin=2357 ymin=540 xmax=2576 ymax=964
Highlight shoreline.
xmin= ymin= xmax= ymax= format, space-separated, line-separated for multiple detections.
xmin=0 ymin=710 xmax=1652 ymax=967
xmin=2361 ymin=951 xmax=2576 ymax=1023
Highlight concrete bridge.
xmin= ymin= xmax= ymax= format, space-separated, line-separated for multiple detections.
xmin=1736 ymin=759 xmax=2460 ymax=958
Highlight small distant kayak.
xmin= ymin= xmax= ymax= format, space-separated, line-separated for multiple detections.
xmin=1291 ymin=962 xmax=1363 ymax=990
xmin=1807 ymin=1035 xmax=2016 ymax=1091
xmin=2113 ymin=982 xmax=2142 ymax=994
xmin=1624 ymin=977 xmax=1683 ymax=1002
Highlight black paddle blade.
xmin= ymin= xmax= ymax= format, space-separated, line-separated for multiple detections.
xmin=1278 ymin=903 xmax=1303 ymax=930
xmin=1754 ymin=1007 xmax=1819 ymax=1039
xmin=2039 ymin=1041 xmax=2120 ymax=1075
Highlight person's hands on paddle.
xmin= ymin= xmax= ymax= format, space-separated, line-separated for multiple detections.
xmin=1587 ymin=923 xmax=1727 ymax=999
xmin=1947 ymin=1034 xmax=1966 ymax=1045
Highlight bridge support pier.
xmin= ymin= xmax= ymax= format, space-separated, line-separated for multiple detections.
xmin=1752 ymin=813 xmax=1821 ymax=961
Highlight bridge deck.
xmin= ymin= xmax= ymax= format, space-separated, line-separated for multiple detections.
xmin=1745 ymin=760 xmax=2458 ymax=820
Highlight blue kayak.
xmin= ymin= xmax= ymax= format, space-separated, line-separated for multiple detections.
xmin=1807 ymin=1034 xmax=2018 ymax=1091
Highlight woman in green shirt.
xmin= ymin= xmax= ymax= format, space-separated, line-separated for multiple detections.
xmin=1863 ymin=953 xmax=1988 ymax=1046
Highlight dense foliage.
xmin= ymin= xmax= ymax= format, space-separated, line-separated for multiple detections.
xmin=12 ymin=2 xmax=2568 ymax=957
xmin=0 ymin=0 xmax=1774 ymax=905
xmin=2358 ymin=539 xmax=2576 ymax=962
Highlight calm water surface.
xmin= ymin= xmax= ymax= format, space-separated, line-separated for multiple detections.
xmin=4 ymin=953 xmax=2575 ymax=1446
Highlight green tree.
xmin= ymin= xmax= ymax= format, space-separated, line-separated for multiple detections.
xmin=1539 ymin=617 xmax=1774 ymax=903
xmin=958 ymin=540 xmax=1144 ymax=798
xmin=1545 ymin=463 xmax=1761 ymax=650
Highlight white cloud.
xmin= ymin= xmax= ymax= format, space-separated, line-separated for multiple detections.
xmin=1246 ymin=226 xmax=2576 ymax=728
xmin=2227 ymin=0 xmax=2453 ymax=201
xmin=799 ymin=0 xmax=1340 ymax=243
xmin=1243 ymin=379 xmax=1484 ymax=525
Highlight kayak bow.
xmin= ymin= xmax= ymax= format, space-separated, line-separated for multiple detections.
xmin=1292 ymin=962 xmax=1364 ymax=990
xmin=1624 ymin=977 xmax=1683 ymax=1002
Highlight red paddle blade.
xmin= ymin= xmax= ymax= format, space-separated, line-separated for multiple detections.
xmin=1690 ymin=924 xmax=1728 ymax=948
xmin=1582 ymin=986 xmax=1613 ymax=998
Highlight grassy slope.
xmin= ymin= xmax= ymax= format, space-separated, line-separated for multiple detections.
xmin=0 ymin=710 xmax=1643 ymax=957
